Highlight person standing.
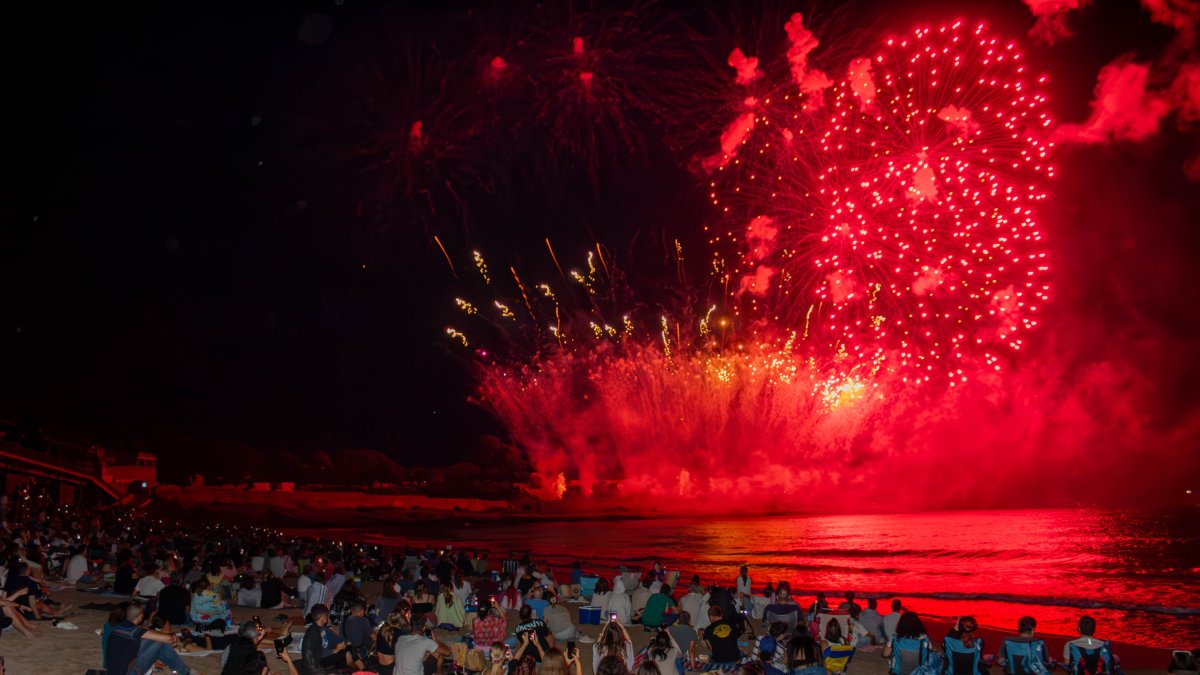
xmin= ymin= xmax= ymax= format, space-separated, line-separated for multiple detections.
xmin=736 ymin=566 xmax=753 ymax=615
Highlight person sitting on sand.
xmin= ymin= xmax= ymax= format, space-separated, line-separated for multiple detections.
xmin=631 ymin=577 xmax=654 ymax=622
xmin=473 ymin=596 xmax=509 ymax=650
xmin=189 ymin=577 xmax=232 ymax=625
xmin=592 ymin=577 xmax=613 ymax=617
xmin=0 ymin=586 xmax=39 ymax=638
xmin=859 ymin=598 xmax=885 ymax=644
xmin=105 ymin=603 xmax=193 ymax=675
xmin=786 ymin=627 xmax=826 ymax=675
xmin=64 ymin=545 xmax=92 ymax=584
xmin=609 ymin=578 xmax=633 ymax=625
xmin=883 ymin=600 xmax=904 ymax=640
xmin=260 ymin=569 xmax=292 ymax=610
xmin=157 ymin=576 xmax=192 ymax=626
xmin=237 ymin=573 xmax=262 ymax=607
xmin=300 ymin=603 xmax=364 ymax=673
xmin=452 ymin=571 xmax=473 ymax=606
xmin=341 ymin=600 xmax=373 ymax=657
xmin=435 ymin=582 xmax=467 ymax=629
xmin=304 ymin=570 xmax=330 ymax=618
xmin=595 ymin=654 xmax=629 ymax=675
xmin=700 ymin=605 xmax=745 ymax=667
xmin=517 ymin=603 xmax=556 ymax=659
xmin=997 ymin=616 xmax=1050 ymax=675
xmin=667 ymin=610 xmax=697 ymax=657
xmin=545 ymin=592 xmax=581 ymax=641
xmin=394 ymin=619 xmax=452 ymax=675
xmin=113 ymin=553 xmax=138 ymax=596
xmin=679 ymin=585 xmax=707 ymax=632
xmin=540 ymin=646 xmax=584 ymax=675
xmin=846 ymin=605 xmax=875 ymax=647
xmin=372 ymin=607 xmax=408 ymax=672
xmin=754 ymin=621 xmax=790 ymax=671
xmin=3 ymin=560 xmax=63 ymax=621
xmin=647 ymin=627 xmax=685 ymax=675
xmin=593 ymin=616 xmax=635 ymax=673
xmin=526 ymin=584 xmax=552 ymax=620
xmin=134 ymin=563 xmax=166 ymax=601
xmin=641 ymin=584 xmax=678 ymax=629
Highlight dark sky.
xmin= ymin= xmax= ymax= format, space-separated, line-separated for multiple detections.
xmin=4 ymin=0 xmax=1196 ymax=479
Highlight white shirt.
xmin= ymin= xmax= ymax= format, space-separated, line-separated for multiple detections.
xmin=65 ymin=554 xmax=89 ymax=583
xmin=134 ymin=575 xmax=165 ymax=598
xmin=679 ymin=593 xmax=706 ymax=630
xmin=883 ymin=612 xmax=902 ymax=638
xmin=238 ymin=587 xmax=263 ymax=607
xmin=736 ymin=575 xmax=753 ymax=597
xmin=453 ymin=580 xmax=472 ymax=605
xmin=394 ymin=635 xmax=439 ymax=675
xmin=304 ymin=580 xmax=327 ymax=616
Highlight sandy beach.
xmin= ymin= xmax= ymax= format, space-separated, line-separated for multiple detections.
xmin=2 ymin=580 xmax=1172 ymax=674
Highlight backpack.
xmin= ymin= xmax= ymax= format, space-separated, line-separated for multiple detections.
xmin=1002 ymin=639 xmax=1050 ymax=675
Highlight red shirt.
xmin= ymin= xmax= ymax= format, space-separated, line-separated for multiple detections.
xmin=473 ymin=613 xmax=508 ymax=648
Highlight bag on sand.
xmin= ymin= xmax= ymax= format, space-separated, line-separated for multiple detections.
xmin=465 ymin=649 xmax=489 ymax=672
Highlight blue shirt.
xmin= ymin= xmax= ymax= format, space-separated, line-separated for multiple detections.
xmin=525 ymin=597 xmax=550 ymax=619
xmin=106 ymin=621 xmax=146 ymax=675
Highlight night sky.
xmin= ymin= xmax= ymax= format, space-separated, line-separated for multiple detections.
xmin=5 ymin=0 xmax=1197 ymax=483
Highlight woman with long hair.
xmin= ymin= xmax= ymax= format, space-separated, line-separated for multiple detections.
xmin=412 ymin=580 xmax=438 ymax=628
xmin=374 ymin=605 xmax=410 ymax=671
xmin=647 ymin=628 xmax=683 ymax=674
xmin=883 ymin=611 xmax=935 ymax=675
xmin=435 ymin=582 xmax=467 ymax=629
xmin=537 ymin=647 xmax=583 ymax=675
xmin=786 ymin=628 xmax=826 ymax=675
xmin=592 ymin=618 xmax=634 ymax=674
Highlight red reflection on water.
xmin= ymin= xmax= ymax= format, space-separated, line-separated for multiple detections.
xmin=336 ymin=508 xmax=1200 ymax=649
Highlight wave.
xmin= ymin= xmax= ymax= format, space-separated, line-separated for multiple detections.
xmin=737 ymin=548 xmax=1024 ymax=560
xmin=787 ymin=589 xmax=1200 ymax=617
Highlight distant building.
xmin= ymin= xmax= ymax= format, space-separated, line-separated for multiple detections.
xmin=101 ymin=451 xmax=157 ymax=493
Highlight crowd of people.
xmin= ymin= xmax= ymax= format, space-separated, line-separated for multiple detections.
xmin=0 ymin=486 xmax=1147 ymax=675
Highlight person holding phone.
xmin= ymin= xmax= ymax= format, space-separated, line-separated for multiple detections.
xmin=515 ymin=604 xmax=556 ymax=659
xmin=537 ymin=647 xmax=583 ymax=675
xmin=592 ymin=618 xmax=634 ymax=674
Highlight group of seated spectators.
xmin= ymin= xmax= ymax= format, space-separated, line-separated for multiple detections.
xmin=0 ymin=492 xmax=1147 ymax=675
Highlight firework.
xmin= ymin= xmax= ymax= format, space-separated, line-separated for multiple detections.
xmin=719 ymin=21 xmax=1054 ymax=382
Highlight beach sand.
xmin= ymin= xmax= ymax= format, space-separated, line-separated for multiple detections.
xmin=2 ymin=584 xmax=1172 ymax=674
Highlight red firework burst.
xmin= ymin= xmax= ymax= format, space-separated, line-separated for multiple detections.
xmin=730 ymin=21 xmax=1055 ymax=382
